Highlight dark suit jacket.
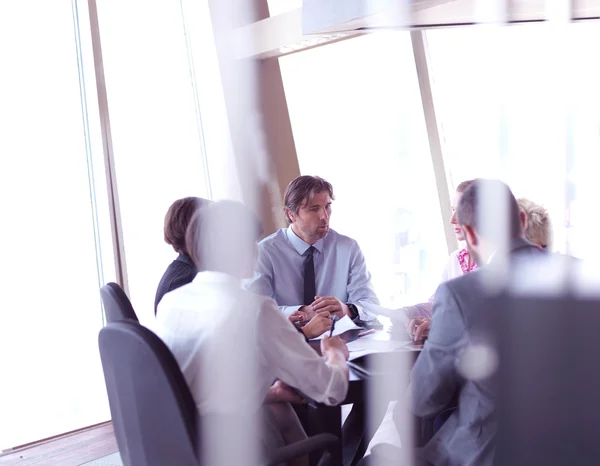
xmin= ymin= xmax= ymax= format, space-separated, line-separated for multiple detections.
xmin=154 ymin=254 xmax=198 ymax=315
xmin=404 ymin=237 xmax=545 ymax=466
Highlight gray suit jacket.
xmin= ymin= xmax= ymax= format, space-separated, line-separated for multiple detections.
xmin=405 ymin=238 xmax=545 ymax=466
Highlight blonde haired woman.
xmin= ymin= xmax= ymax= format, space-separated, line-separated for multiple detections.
xmin=518 ymin=197 xmax=552 ymax=249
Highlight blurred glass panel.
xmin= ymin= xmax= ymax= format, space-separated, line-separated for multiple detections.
xmin=427 ymin=22 xmax=600 ymax=257
xmin=97 ymin=1 xmax=213 ymax=324
xmin=268 ymin=0 xmax=301 ymax=16
xmin=0 ymin=0 xmax=110 ymax=448
xmin=280 ymin=32 xmax=447 ymax=308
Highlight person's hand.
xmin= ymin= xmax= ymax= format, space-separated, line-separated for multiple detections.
xmin=408 ymin=317 xmax=431 ymax=341
xmin=301 ymin=313 xmax=332 ymax=339
xmin=320 ymin=335 xmax=349 ymax=361
xmin=312 ymin=296 xmax=349 ymax=319
xmin=264 ymin=380 xmax=306 ymax=404
xmin=289 ymin=307 xmax=310 ymax=325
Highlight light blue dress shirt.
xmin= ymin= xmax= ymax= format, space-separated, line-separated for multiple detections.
xmin=248 ymin=226 xmax=379 ymax=321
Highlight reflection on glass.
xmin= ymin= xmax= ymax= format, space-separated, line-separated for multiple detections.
xmin=280 ymin=32 xmax=447 ymax=308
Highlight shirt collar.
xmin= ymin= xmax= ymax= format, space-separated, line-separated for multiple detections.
xmin=285 ymin=225 xmax=324 ymax=255
xmin=176 ymin=253 xmax=196 ymax=268
xmin=192 ymin=270 xmax=241 ymax=288
xmin=487 ymin=237 xmax=538 ymax=265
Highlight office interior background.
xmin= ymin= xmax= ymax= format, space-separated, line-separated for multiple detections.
xmin=2 ymin=0 xmax=600 ymax=459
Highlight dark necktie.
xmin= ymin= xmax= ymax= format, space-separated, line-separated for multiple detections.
xmin=303 ymin=246 xmax=316 ymax=306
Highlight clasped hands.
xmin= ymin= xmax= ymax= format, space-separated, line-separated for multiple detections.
xmin=289 ymin=296 xmax=350 ymax=339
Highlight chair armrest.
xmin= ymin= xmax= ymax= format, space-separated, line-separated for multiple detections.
xmin=263 ymin=433 xmax=338 ymax=466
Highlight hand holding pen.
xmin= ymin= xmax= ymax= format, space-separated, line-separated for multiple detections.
xmin=321 ymin=332 xmax=349 ymax=361
xmin=329 ymin=315 xmax=339 ymax=337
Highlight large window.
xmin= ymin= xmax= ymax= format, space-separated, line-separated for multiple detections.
xmin=97 ymin=1 xmax=215 ymax=324
xmin=280 ymin=32 xmax=448 ymax=308
xmin=427 ymin=22 xmax=600 ymax=257
xmin=0 ymin=0 xmax=238 ymax=450
xmin=0 ymin=1 xmax=111 ymax=449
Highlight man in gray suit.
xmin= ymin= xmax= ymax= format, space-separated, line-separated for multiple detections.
xmin=360 ymin=179 xmax=545 ymax=466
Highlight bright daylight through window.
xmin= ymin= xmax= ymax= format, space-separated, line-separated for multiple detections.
xmin=427 ymin=22 xmax=600 ymax=258
xmin=97 ymin=0 xmax=216 ymax=325
xmin=280 ymin=31 xmax=448 ymax=309
xmin=0 ymin=1 xmax=110 ymax=449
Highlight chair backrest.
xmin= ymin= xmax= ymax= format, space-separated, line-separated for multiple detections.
xmin=98 ymin=320 xmax=199 ymax=466
xmin=494 ymin=292 xmax=600 ymax=465
xmin=100 ymin=282 xmax=138 ymax=323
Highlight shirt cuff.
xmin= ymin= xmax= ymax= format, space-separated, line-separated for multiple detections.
xmin=354 ymin=303 xmax=377 ymax=322
xmin=279 ymin=305 xmax=303 ymax=317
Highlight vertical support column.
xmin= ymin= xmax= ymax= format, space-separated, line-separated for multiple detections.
xmin=411 ymin=30 xmax=457 ymax=255
xmin=87 ymin=0 xmax=129 ymax=292
xmin=258 ymin=57 xmax=302 ymax=215
xmin=208 ymin=0 xmax=300 ymax=235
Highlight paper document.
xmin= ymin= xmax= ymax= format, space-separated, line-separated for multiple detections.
xmin=314 ymin=315 xmax=363 ymax=339
xmin=347 ymin=338 xmax=408 ymax=360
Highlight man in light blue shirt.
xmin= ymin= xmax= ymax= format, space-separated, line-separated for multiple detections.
xmin=249 ymin=175 xmax=379 ymax=323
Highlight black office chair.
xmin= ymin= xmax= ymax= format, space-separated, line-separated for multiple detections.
xmin=100 ymin=282 xmax=138 ymax=323
xmin=98 ymin=320 xmax=338 ymax=466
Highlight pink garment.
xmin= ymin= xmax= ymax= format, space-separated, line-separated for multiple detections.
xmin=456 ymin=248 xmax=478 ymax=275
xmin=405 ymin=248 xmax=478 ymax=319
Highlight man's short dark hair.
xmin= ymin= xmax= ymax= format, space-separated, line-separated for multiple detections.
xmin=164 ymin=197 xmax=212 ymax=255
xmin=457 ymin=179 xmax=522 ymax=240
xmin=283 ymin=176 xmax=335 ymax=224
xmin=185 ymin=201 xmax=263 ymax=276
xmin=456 ymin=179 xmax=477 ymax=193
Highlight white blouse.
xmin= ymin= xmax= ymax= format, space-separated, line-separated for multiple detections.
xmin=441 ymin=247 xmax=478 ymax=282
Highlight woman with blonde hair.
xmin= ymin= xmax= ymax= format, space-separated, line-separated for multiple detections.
xmin=518 ymin=197 xmax=552 ymax=249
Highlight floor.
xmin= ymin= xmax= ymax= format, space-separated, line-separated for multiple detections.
xmin=79 ymin=452 xmax=123 ymax=466
xmin=0 ymin=423 xmax=119 ymax=466
xmin=0 ymin=408 xmax=352 ymax=465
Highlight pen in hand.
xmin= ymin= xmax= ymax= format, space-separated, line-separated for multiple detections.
xmin=329 ymin=315 xmax=338 ymax=337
